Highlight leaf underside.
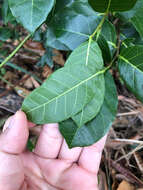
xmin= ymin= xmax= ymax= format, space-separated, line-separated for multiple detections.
xmin=22 ymin=41 xmax=105 ymax=124
xmin=65 ymin=40 xmax=105 ymax=127
xmin=60 ymin=72 xmax=118 ymax=148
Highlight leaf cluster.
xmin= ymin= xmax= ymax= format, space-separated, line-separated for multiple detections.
xmin=1 ymin=0 xmax=143 ymax=148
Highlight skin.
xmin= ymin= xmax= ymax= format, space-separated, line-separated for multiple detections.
xmin=0 ymin=111 xmax=106 ymax=190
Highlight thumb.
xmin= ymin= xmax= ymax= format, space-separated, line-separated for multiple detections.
xmin=0 ymin=110 xmax=29 ymax=154
xmin=0 ymin=111 xmax=29 ymax=190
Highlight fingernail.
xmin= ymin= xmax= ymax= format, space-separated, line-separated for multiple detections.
xmin=3 ymin=115 xmax=16 ymax=132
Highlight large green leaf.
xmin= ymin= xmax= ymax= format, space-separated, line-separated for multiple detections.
xmin=65 ymin=40 xmax=105 ymax=127
xmin=88 ymin=0 xmax=137 ymax=13
xmin=118 ymin=0 xmax=143 ymax=41
xmin=60 ymin=72 xmax=118 ymax=148
xmin=118 ymin=46 xmax=143 ymax=103
xmin=22 ymin=41 xmax=105 ymax=124
xmin=46 ymin=1 xmax=101 ymax=50
xmin=131 ymin=7 xmax=143 ymax=40
xmin=2 ymin=0 xmax=15 ymax=24
xmin=118 ymin=0 xmax=143 ymax=20
xmin=8 ymin=0 xmax=55 ymax=33
xmin=97 ymin=20 xmax=117 ymax=62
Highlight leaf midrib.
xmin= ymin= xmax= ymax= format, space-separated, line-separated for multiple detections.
xmin=119 ymin=55 xmax=143 ymax=74
xmin=26 ymin=68 xmax=105 ymax=113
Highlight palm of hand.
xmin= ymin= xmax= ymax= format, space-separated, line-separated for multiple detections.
xmin=0 ymin=111 xmax=106 ymax=190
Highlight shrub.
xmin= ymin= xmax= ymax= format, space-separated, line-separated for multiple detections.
xmin=0 ymin=0 xmax=143 ymax=148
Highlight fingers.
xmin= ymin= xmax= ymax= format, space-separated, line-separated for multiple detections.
xmin=0 ymin=111 xmax=29 ymax=190
xmin=34 ymin=123 xmax=63 ymax=159
xmin=78 ymin=135 xmax=107 ymax=174
xmin=0 ymin=111 xmax=29 ymax=154
xmin=58 ymin=140 xmax=82 ymax=163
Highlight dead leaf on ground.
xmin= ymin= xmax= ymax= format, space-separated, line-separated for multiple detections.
xmin=4 ymin=71 xmax=18 ymax=83
xmin=30 ymin=77 xmax=40 ymax=88
xmin=24 ymin=39 xmax=45 ymax=56
xmin=24 ymin=76 xmax=40 ymax=89
xmin=53 ymin=49 xmax=65 ymax=66
xmin=15 ymin=86 xmax=30 ymax=98
xmin=98 ymin=169 xmax=108 ymax=190
xmin=111 ymin=160 xmax=143 ymax=186
xmin=134 ymin=152 xmax=143 ymax=174
xmin=117 ymin=180 xmax=135 ymax=190
xmin=42 ymin=65 xmax=52 ymax=78
xmin=0 ymin=88 xmax=23 ymax=113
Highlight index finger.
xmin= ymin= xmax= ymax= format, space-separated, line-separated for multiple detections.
xmin=78 ymin=135 xmax=107 ymax=174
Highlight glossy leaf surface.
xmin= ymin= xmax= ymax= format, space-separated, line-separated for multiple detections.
xmin=88 ymin=0 xmax=137 ymax=13
xmin=60 ymin=72 xmax=118 ymax=148
xmin=98 ymin=20 xmax=117 ymax=62
xmin=8 ymin=0 xmax=55 ymax=33
xmin=46 ymin=1 xmax=101 ymax=50
xmin=118 ymin=46 xmax=143 ymax=103
xmin=131 ymin=7 xmax=143 ymax=39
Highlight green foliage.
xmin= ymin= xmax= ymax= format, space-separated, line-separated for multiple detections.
xmin=89 ymin=0 xmax=137 ymax=13
xmin=65 ymin=40 xmax=105 ymax=127
xmin=118 ymin=46 xmax=143 ymax=103
xmin=37 ymin=47 xmax=54 ymax=68
xmin=0 ymin=27 xmax=13 ymax=41
xmin=131 ymin=7 xmax=143 ymax=39
xmin=8 ymin=0 xmax=55 ymax=33
xmin=1 ymin=0 xmax=143 ymax=148
xmin=46 ymin=1 xmax=100 ymax=50
xmin=22 ymin=41 xmax=105 ymax=124
xmin=60 ymin=72 xmax=118 ymax=148
xmin=2 ymin=0 xmax=15 ymax=24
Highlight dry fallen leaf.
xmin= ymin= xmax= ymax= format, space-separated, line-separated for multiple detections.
xmin=53 ymin=49 xmax=65 ymax=66
xmin=0 ymin=88 xmax=23 ymax=113
xmin=24 ymin=77 xmax=40 ymax=89
xmin=134 ymin=152 xmax=143 ymax=174
xmin=4 ymin=71 xmax=17 ymax=83
xmin=15 ymin=86 xmax=30 ymax=98
xmin=42 ymin=65 xmax=52 ymax=78
xmin=117 ymin=180 xmax=135 ymax=190
xmin=98 ymin=170 xmax=108 ymax=190
xmin=24 ymin=77 xmax=34 ymax=89
xmin=24 ymin=39 xmax=45 ymax=56
xmin=30 ymin=77 xmax=40 ymax=88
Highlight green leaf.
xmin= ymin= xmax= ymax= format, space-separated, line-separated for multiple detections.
xmin=65 ymin=40 xmax=105 ymax=126
xmin=0 ymin=27 xmax=13 ymax=41
xmin=118 ymin=0 xmax=143 ymax=20
xmin=118 ymin=46 xmax=143 ymax=103
xmin=97 ymin=20 xmax=117 ymax=62
xmin=60 ymin=72 xmax=118 ymax=148
xmin=131 ymin=7 xmax=143 ymax=39
xmin=2 ymin=0 xmax=15 ymax=24
xmin=88 ymin=0 xmax=137 ymax=13
xmin=37 ymin=47 xmax=54 ymax=68
xmin=118 ymin=0 xmax=143 ymax=42
xmin=22 ymin=42 xmax=105 ymax=124
xmin=8 ymin=0 xmax=55 ymax=33
xmin=46 ymin=1 xmax=101 ymax=50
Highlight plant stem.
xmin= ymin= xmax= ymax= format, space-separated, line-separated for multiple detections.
xmin=0 ymin=33 xmax=31 ymax=68
xmin=90 ymin=0 xmax=112 ymax=39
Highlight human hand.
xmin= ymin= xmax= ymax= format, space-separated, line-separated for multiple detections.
xmin=0 ymin=111 xmax=106 ymax=190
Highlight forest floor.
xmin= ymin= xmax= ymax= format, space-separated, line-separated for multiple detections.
xmin=0 ymin=35 xmax=143 ymax=190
